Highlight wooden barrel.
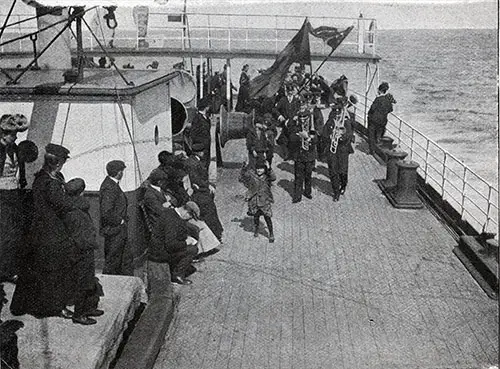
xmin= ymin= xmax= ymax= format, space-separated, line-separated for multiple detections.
xmin=218 ymin=105 xmax=254 ymax=147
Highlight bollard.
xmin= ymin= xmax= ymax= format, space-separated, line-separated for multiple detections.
xmin=379 ymin=136 xmax=394 ymax=150
xmin=386 ymin=160 xmax=423 ymax=209
xmin=377 ymin=149 xmax=408 ymax=191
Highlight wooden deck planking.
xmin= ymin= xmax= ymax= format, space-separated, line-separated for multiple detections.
xmin=153 ymin=137 xmax=498 ymax=369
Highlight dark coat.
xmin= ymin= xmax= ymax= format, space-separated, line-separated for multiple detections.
xmin=184 ymin=155 xmax=210 ymax=192
xmin=190 ymin=111 xmax=211 ymax=153
xmin=322 ymin=110 xmax=355 ymax=156
xmin=143 ymin=185 xmax=169 ymax=231
xmin=289 ymin=125 xmax=318 ymax=162
xmin=29 ymin=170 xmax=77 ymax=270
xmin=276 ymin=95 xmax=301 ymax=123
xmin=367 ymin=94 xmax=395 ymax=127
xmin=246 ymin=127 xmax=274 ymax=154
xmin=149 ymin=207 xmax=189 ymax=263
xmin=99 ymin=176 xmax=128 ymax=236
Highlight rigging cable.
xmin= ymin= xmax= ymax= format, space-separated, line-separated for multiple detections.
xmin=60 ymin=102 xmax=72 ymax=145
xmin=115 ymin=89 xmax=143 ymax=184
xmin=81 ymin=16 xmax=133 ymax=86
xmin=0 ymin=0 xmax=17 ymax=42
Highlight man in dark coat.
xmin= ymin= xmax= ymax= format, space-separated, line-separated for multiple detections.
xmin=184 ymin=144 xmax=224 ymax=242
xmin=367 ymin=82 xmax=396 ymax=154
xmin=275 ymin=85 xmax=301 ymax=160
xmin=190 ymin=98 xmax=212 ymax=170
xmin=289 ymin=110 xmax=318 ymax=203
xmin=143 ymin=168 xmax=173 ymax=231
xmin=63 ymin=178 xmax=103 ymax=325
xmin=99 ymin=160 xmax=133 ymax=276
xmin=322 ymin=102 xmax=355 ymax=201
xmin=149 ymin=202 xmax=199 ymax=285
xmin=10 ymin=144 xmax=76 ymax=319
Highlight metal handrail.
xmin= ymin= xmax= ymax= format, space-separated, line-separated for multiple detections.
xmin=351 ymin=90 xmax=498 ymax=234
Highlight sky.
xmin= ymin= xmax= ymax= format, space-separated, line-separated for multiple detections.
xmin=0 ymin=0 xmax=497 ymax=29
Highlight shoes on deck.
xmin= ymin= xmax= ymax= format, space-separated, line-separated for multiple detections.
xmin=86 ymin=309 xmax=104 ymax=317
xmin=292 ymin=198 xmax=301 ymax=204
xmin=304 ymin=193 xmax=313 ymax=199
xmin=59 ymin=308 xmax=74 ymax=319
xmin=171 ymin=276 xmax=192 ymax=285
xmin=72 ymin=316 xmax=97 ymax=325
xmin=269 ymin=234 xmax=275 ymax=243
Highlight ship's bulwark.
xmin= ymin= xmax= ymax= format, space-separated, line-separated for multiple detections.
xmin=153 ymin=136 xmax=498 ymax=369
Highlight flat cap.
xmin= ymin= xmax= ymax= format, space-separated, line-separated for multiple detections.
xmin=106 ymin=160 xmax=126 ymax=174
xmin=65 ymin=178 xmax=86 ymax=196
xmin=184 ymin=201 xmax=200 ymax=219
xmin=0 ymin=114 xmax=29 ymax=133
xmin=45 ymin=143 xmax=70 ymax=159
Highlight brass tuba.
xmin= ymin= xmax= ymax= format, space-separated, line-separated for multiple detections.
xmin=329 ymin=107 xmax=349 ymax=154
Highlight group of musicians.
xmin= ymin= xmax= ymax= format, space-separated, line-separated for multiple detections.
xmin=249 ymin=75 xmax=355 ymax=204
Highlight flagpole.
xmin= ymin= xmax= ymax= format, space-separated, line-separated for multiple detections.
xmin=297 ymin=46 xmax=335 ymax=96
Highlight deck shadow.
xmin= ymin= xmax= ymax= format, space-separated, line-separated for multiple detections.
xmin=276 ymin=160 xmax=294 ymax=174
xmin=311 ymin=176 xmax=333 ymax=196
xmin=231 ymin=216 xmax=271 ymax=237
xmin=277 ymin=179 xmax=294 ymax=200
xmin=222 ymin=161 xmax=245 ymax=169
xmin=355 ymin=140 xmax=371 ymax=155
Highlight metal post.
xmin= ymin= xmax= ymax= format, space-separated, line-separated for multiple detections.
xmin=364 ymin=63 xmax=369 ymax=127
xmin=76 ymin=9 xmax=84 ymax=82
xmin=275 ymin=16 xmax=278 ymax=53
xmin=441 ymin=152 xmax=447 ymax=197
xmin=484 ymin=186 xmax=493 ymax=232
xmin=199 ymin=55 xmax=203 ymax=99
xmin=398 ymin=119 xmax=402 ymax=146
xmin=226 ymin=58 xmax=231 ymax=111
xmin=207 ymin=14 xmax=211 ymax=49
xmin=460 ymin=166 xmax=467 ymax=216
xmin=424 ymin=140 xmax=430 ymax=181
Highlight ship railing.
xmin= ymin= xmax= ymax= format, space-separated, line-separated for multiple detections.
xmin=350 ymin=91 xmax=498 ymax=235
xmin=1 ymin=12 xmax=377 ymax=56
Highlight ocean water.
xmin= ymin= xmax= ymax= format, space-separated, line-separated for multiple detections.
xmin=2 ymin=27 xmax=497 ymax=189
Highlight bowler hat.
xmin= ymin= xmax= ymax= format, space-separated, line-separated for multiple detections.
xmin=106 ymin=160 xmax=126 ymax=175
xmin=45 ymin=143 xmax=70 ymax=159
xmin=184 ymin=201 xmax=200 ymax=219
xmin=191 ymin=142 xmax=205 ymax=152
xmin=255 ymin=159 xmax=267 ymax=169
xmin=65 ymin=178 xmax=86 ymax=196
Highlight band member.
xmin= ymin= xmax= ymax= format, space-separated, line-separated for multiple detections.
xmin=289 ymin=109 xmax=317 ymax=203
xmin=322 ymin=101 xmax=354 ymax=202
xmin=276 ymin=84 xmax=301 ymax=160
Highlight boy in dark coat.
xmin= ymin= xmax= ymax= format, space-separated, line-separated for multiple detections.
xmin=64 ymin=178 xmax=103 ymax=325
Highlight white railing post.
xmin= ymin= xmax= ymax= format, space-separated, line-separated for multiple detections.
xmin=409 ymin=129 xmax=415 ymax=160
xmin=424 ymin=140 xmax=430 ymax=181
xmin=484 ymin=186 xmax=493 ymax=232
xmin=441 ymin=153 xmax=447 ymax=197
xmin=398 ymin=119 xmax=403 ymax=146
xmin=460 ymin=166 xmax=467 ymax=216
xmin=275 ymin=16 xmax=278 ymax=53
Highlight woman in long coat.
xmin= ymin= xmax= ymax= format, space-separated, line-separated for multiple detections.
xmin=10 ymin=144 xmax=76 ymax=318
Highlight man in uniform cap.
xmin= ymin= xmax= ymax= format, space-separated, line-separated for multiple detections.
xmin=99 ymin=160 xmax=133 ymax=276
xmin=45 ymin=143 xmax=70 ymax=159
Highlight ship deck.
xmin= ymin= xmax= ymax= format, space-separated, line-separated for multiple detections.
xmin=153 ymin=135 xmax=498 ymax=369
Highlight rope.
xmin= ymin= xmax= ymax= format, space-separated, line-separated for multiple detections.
xmin=81 ymin=17 xmax=133 ymax=87
xmin=95 ymin=7 xmax=107 ymax=46
xmin=115 ymin=89 xmax=143 ymax=184
xmin=60 ymin=102 xmax=72 ymax=144
xmin=0 ymin=0 xmax=17 ymax=42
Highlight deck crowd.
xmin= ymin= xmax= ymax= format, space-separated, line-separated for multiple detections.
xmin=0 ymin=63 xmax=396 ymax=336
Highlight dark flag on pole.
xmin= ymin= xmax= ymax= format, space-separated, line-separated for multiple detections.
xmin=248 ymin=19 xmax=311 ymax=99
xmin=309 ymin=24 xmax=354 ymax=51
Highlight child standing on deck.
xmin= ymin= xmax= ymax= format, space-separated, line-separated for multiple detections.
xmin=239 ymin=160 xmax=276 ymax=243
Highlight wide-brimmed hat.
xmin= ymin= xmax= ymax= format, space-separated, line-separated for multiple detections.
xmin=0 ymin=114 xmax=29 ymax=133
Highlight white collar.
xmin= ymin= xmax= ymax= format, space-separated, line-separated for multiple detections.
xmin=150 ymin=184 xmax=162 ymax=193
xmin=109 ymin=176 xmax=120 ymax=184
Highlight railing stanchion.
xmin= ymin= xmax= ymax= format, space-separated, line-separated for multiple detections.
xmin=484 ymin=186 xmax=493 ymax=232
xmin=460 ymin=166 xmax=467 ymax=216
xmin=424 ymin=140 xmax=430 ymax=181
xmin=441 ymin=153 xmax=447 ymax=198
xmin=398 ymin=119 xmax=402 ymax=147
xmin=410 ymin=129 xmax=415 ymax=160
